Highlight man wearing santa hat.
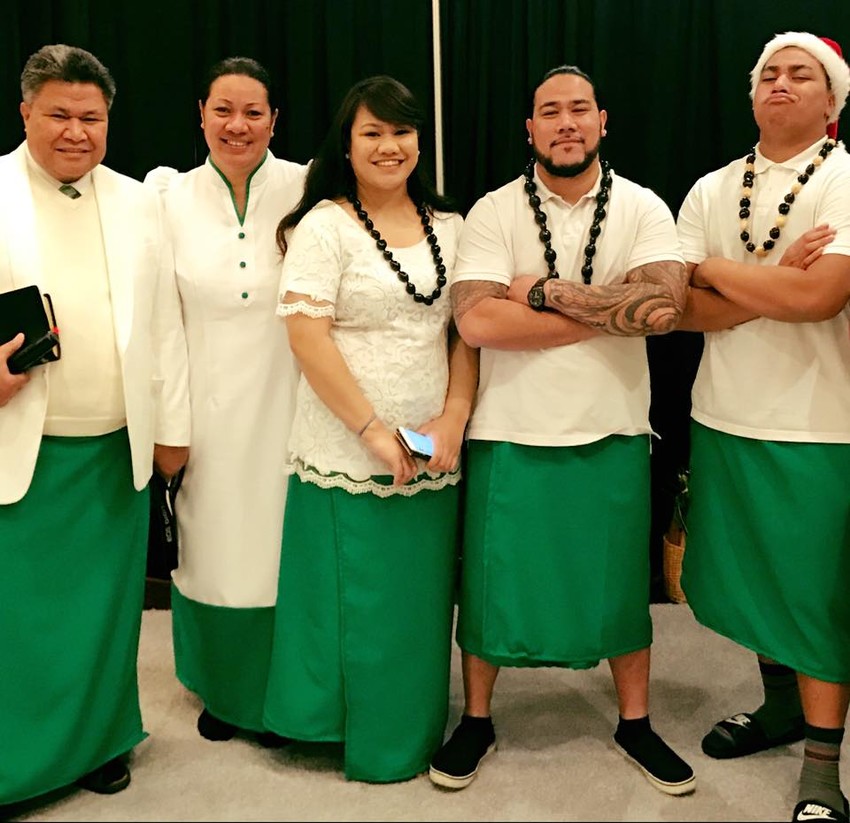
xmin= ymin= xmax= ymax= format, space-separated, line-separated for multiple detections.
xmin=676 ymin=31 xmax=850 ymax=823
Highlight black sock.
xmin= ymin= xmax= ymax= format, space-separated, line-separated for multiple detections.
xmin=615 ymin=715 xmax=651 ymax=742
xmin=798 ymin=724 xmax=845 ymax=813
xmin=751 ymin=660 xmax=803 ymax=738
xmin=461 ymin=714 xmax=494 ymax=729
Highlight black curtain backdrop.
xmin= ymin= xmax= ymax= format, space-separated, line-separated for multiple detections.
xmin=3 ymin=0 xmax=849 ymax=598
xmin=0 ymin=0 xmax=436 ymax=177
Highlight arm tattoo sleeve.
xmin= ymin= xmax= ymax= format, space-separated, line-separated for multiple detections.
xmin=544 ymin=260 xmax=688 ymax=336
xmin=451 ymin=280 xmax=508 ymax=326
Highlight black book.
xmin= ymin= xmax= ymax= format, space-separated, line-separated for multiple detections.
xmin=0 ymin=284 xmax=60 ymax=374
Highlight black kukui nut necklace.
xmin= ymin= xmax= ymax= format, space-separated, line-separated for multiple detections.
xmin=348 ymin=195 xmax=447 ymax=305
xmin=523 ymin=158 xmax=613 ymax=285
xmin=739 ymin=137 xmax=837 ymax=256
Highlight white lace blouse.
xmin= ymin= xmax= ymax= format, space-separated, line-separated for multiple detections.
xmin=277 ymin=199 xmax=464 ymax=496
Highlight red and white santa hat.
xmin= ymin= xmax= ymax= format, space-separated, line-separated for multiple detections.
xmin=749 ymin=31 xmax=850 ymax=138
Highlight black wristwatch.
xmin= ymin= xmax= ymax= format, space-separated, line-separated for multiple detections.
xmin=527 ymin=276 xmax=549 ymax=311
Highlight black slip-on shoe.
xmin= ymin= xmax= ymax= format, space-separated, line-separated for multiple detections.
xmin=197 ymin=708 xmax=237 ymax=741
xmin=76 ymin=757 xmax=131 ymax=795
xmin=614 ymin=727 xmax=696 ymax=796
xmin=429 ymin=716 xmax=496 ymax=790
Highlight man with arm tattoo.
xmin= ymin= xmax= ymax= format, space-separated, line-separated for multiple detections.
xmin=428 ymin=64 xmax=693 ymax=796
xmin=676 ymin=32 xmax=850 ymax=823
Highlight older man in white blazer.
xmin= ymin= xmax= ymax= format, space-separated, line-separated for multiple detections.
xmin=0 ymin=44 xmax=189 ymax=810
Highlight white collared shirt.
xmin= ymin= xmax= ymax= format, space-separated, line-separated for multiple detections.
xmin=455 ymin=167 xmax=684 ymax=446
xmin=677 ymin=138 xmax=850 ymax=442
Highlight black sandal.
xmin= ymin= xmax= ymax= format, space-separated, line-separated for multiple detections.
xmin=701 ymin=712 xmax=804 ymax=759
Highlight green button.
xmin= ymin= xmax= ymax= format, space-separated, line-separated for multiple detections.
xmin=241 ymin=291 xmax=248 ymax=299
xmin=238 ymin=232 xmax=245 ymax=239
xmin=239 ymin=261 xmax=247 ymax=268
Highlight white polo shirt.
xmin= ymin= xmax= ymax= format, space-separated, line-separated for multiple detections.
xmin=677 ymin=139 xmax=850 ymax=443
xmin=455 ymin=168 xmax=684 ymax=446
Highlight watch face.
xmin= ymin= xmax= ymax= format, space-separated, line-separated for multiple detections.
xmin=528 ymin=278 xmax=547 ymax=310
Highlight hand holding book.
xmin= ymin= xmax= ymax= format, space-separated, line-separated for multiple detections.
xmin=0 ymin=285 xmax=61 ymax=374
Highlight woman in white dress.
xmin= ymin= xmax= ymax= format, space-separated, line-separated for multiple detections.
xmin=145 ymin=57 xmax=306 ymax=743
xmin=264 ymin=75 xmax=478 ymax=782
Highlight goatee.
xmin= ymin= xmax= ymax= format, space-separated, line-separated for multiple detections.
xmin=533 ymin=141 xmax=600 ymax=178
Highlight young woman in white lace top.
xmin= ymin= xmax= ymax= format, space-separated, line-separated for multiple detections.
xmin=263 ymin=75 xmax=477 ymax=783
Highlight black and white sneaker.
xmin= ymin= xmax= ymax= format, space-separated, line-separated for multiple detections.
xmin=429 ymin=715 xmax=496 ymax=789
xmin=614 ymin=723 xmax=696 ymax=796
xmin=792 ymin=797 xmax=850 ymax=822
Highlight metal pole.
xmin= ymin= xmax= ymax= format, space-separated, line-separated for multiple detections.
xmin=432 ymin=0 xmax=445 ymax=194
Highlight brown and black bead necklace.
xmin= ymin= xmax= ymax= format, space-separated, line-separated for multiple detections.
xmin=348 ymin=195 xmax=447 ymax=305
xmin=738 ymin=137 xmax=837 ymax=257
xmin=523 ymin=158 xmax=613 ymax=285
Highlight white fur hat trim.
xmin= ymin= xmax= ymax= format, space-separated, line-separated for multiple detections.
xmin=749 ymin=31 xmax=850 ymax=124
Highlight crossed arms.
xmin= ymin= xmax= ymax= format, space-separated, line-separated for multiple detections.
xmin=452 ymin=259 xmax=687 ymax=351
xmin=678 ymin=225 xmax=850 ymax=332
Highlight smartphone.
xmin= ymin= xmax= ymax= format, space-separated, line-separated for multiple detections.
xmin=395 ymin=427 xmax=435 ymax=460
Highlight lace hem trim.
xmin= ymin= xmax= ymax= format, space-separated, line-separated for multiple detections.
xmin=276 ymin=300 xmax=335 ymax=319
xmin=290 ymin=462 xmax=461 ymax=497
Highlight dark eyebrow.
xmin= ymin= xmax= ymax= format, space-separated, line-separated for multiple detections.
xmin=762 ymin=62 xmax=817 ymax=75
xmin=539 ymin=97 xmax=592 ymax=108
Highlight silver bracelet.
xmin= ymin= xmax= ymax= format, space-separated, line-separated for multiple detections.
xmin=357 ymin=413 xmax=377 ymax=437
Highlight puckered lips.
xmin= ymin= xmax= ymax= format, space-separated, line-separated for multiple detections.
xmin=766 ymin=88 xmax=797 ymax=101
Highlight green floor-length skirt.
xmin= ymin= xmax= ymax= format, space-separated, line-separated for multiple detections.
xmin=684 ymin=423 xmax=850 ymax=682
xmin=171 ymin=586 xmax=276 ymax=731
xmin=0 ymin=430 xmax=148 ymax=805
xmin=457 ymin=437 xmax=653 ymax=668
xmin=264 ymin=475 xmax=460 ymax=783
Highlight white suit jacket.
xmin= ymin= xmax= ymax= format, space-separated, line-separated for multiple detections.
xmin=0 ymin=143 xmax=190 ymax=504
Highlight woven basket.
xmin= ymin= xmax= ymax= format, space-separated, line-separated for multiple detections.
xmin=662 ymin=526 xmax=687 ymax=604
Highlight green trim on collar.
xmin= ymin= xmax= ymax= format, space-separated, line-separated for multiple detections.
xmin=208 ymin=150 xmax=268 ymax=226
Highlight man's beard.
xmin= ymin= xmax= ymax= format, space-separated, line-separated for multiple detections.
xmin=533 ymin=139 xmax=600 ymax=178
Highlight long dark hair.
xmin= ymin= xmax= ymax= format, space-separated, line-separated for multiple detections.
xmin=276 ymin=75 xmax=454 ymax=254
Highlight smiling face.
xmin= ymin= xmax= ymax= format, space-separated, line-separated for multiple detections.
xmin=753 ymin=46 xmax=835 ymax=141
xmin=348 ymin=104 xmax=419 ymax=197
xmin=200 ymin=73 xmax=277 ymax=180
xmin=526 ymin=72 xmax=606 ymax=179
xmin=20 ymin=80 xmax=108 ymax=183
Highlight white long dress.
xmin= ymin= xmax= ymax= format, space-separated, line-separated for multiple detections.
xmin=146 ymin=151 xmax=306 ymax=729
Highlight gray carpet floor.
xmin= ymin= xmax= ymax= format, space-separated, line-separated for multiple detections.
xmin=8 ymin=604 xmax=848 ymax=822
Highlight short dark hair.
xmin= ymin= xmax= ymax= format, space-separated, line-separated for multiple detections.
xmin=276 ymin=75 xmax=454 ymax=253
xmin=529 ymin=64 xmax=601 ymax=114
xmin=21 ymin=44 xmax=116 ymax=108
xmin=201 ymin=56 xmax=276 ymax=110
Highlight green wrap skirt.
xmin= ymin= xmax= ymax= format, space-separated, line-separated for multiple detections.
xmin=0 ymin=430 xmax=148 ymax=804
xmin=684 ymin=423 xmax=850 ymax=683
xmin=457 ymin=437 xmax=653 ymax=669
xmin=264 ymin=475 xmax=460 ymax=783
